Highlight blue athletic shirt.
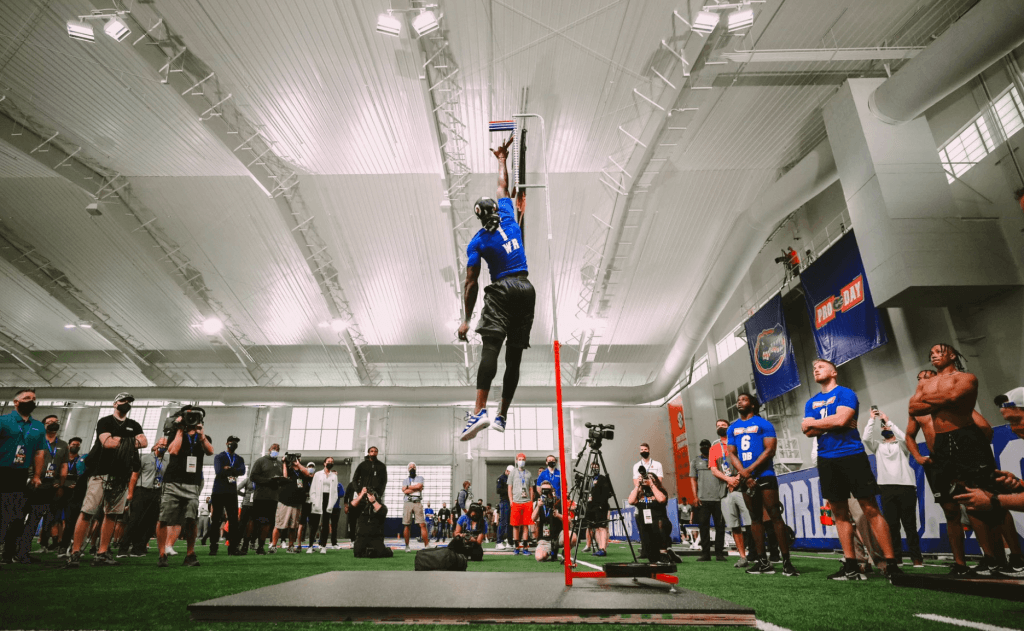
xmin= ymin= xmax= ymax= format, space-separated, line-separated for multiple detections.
xmin=804 ymin=385 xmax=864 ymax=459
xmin=456 ymin=513 xmax=487 ymax=535
xmin=727 ymin=415 xmax=776 ymax=478
xmin=466 ymin=197 xmax=528 ymax=282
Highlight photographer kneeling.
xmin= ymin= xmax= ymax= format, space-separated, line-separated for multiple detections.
xmin=454 ymin=502 xmax=488 ymax=545
xmin=628 ymin=469 xmax=671 ymax=563
xmin=533 ymin=481 xmax=571 ymax=562
xmin=350 ymin=487 xmax=393 ymax=558
xmin=157 ymin=406 xmax=212 ymax=568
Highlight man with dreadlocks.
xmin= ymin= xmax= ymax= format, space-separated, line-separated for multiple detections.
xmin=457 ymin=133 xmax=534 ymax=442
xmin=910 ymin=344 xmax=1010 ymax=575
xmin=65 ymin=393 xmax=146 ymax=569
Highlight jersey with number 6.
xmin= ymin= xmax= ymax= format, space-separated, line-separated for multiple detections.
xmin=467 ymin=197 xmax=528 ymax=281
xmin=727 ymin=415 xmax=777 ymax=479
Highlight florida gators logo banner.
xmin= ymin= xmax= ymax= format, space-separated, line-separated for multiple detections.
xmin=800 ymin=231 xmax=887 ymax=365
xmin=743 ymin=292 xmax=800 ymax=402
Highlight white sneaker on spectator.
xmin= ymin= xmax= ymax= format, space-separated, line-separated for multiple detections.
xmin=307 ymin=546 xmax=315 ymax=554
xmin=320 ymin=546 xmax=327 ymax=554
xmin=405 ymin=544 xmax=411 ymax=552
xmin=165 ymin=546 xmax=178 ymax=556
xmin=583 ymin=545 xmax=592 ymax=552
xmin=495 ymin=543 xmax=505 ymax=551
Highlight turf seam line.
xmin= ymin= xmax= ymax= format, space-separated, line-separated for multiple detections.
xmin=914 ymin=613 xmax=1020 ymax=631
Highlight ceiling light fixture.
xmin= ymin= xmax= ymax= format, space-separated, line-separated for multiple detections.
xmin=66 ymin=20 xmax=94 ymax=42
xmin=64 ymin=324 xmax=77 ymax=329
xmin=201 ymin=317 xmax=223 ymax=335
xmin=79 ymin=323 xmax=93 ymax=329
xmin=728 ymin=9 xmax=754 ymax=32
xmin=412 ymin=10 xmax=440 ymax=37
xmin=330 ymin=319 xmax=349 ymax=332
xmin=86 ymin=202 xmax=101 ymax=216
xmin=692 ymin=11 xmax=720 ymax=34
xmin=103 ymin=17 xmax=131 ymax=42
xmin=376 ymin=12 xmax=402 ymax=37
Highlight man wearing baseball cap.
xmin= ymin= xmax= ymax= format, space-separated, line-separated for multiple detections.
xmin=508 ymin=453 xmax=535 ymax=555
xmin=954 ymin=388 xmax=1024 ymax=519
xmin=209 ymin=435 xmax=245 ymax=556
xmin=402 ymin=461 xmax=429 ymax=552
xmin=995 ymin=388 xmax=1024 ymax=440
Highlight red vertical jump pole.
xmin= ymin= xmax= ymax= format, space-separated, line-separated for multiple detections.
xmin=513 ymin=113 xmax=571 ymax=586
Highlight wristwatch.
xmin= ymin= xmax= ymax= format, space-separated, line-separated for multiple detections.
xmin=990 ymin=494 xmax=1002 ymax=510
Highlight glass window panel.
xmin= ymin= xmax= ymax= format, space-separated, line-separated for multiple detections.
xmin=536 ymin=408 xmax=553 ymax=429
xmin=306 ymin=408 xmax=324 ymax=430
xmin=338 ymin=408 xmax=356 ymax=430
xmin=521 ymin=431 xmax=538 ymax=451
xmin=287 ymin=430 xmax=304 ymax=451
xmin=488 ymin=429 xmax=505 ymax=451
xmin=322 ymin=408 xmax=340 ymax=429
xmin=519 ymin=411 xmax=537 ymax=429
xmin=319 ymin=430 xmax=337 ymax=451
xmin=336 ymin=430 xmax=353 ymax=451
xmin=291 ymin=408 xmax=307 ymax=430
xmin=976 ymin=118 xmax=994 ymax=152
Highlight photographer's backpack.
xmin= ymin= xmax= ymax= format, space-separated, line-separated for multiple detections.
xmin=414 ymin=547 xmax=467 ymax=571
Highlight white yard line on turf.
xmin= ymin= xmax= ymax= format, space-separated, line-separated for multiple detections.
xmin=574 ymin=558 xmax=602 ymax=570
xmin=755 ymin=621 xmax=794 ymax=631
xmin=914 ymin=614 xmax=1021 ymax=631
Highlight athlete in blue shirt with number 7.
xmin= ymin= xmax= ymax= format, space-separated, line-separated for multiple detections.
xmin=457 ymin=133 xmax=536 ymax=442
xmin=726 ymin=393 xmax=799 ymax=577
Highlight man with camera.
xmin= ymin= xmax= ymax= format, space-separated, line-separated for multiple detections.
xmin=628 ymin=470 xmax=671 ymax=563
xmin=156 ymin=405 xmax=212 ymax=568
xmin=274 ymin=453 xmax=312 ymax=553
xmin=691 ymin=438 xmax=727 ymax=562
xmin=509 ymin=452 xmax=535 ymax=555
xmin=209 ymin=435 xmax=245 ymax=556
xmin=350 ymin=486 xmax=393 ymax=558
xmin=247 ymin=443 xmax=283 ymax=554
xmin=402 ymin=462 xmax=430 ymax=552
xmin=454 ymin=502 xmax=489 ymax=545
xmin=66 ymin=393 xmax=146 ymax=569
xmin=116 ymin=442 xmax=167 ymax=558
xmin=532 ymin=480 xmax=564 ymax=561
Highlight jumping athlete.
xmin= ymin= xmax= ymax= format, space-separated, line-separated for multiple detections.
xmin=909 ymin=344 xmax=1010 ymax=575
xmin=727 ymin=393 xmax=799 ymax=577
xmin=457 ymin=133 xmax=535 ymax=442
xmin=801 ymin=358 xmax=903 ymax=582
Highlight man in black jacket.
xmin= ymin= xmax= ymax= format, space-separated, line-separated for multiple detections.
xmin=247 ymin=444 xmax=282 ymax=555
xmin=349 ymin=446 xmax=386 ymax=539
xmin=351 ymin=487 xmax=392 ymax=558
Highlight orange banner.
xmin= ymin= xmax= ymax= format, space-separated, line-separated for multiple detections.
xmin=667 ymin=396 xmax=693 ymax=502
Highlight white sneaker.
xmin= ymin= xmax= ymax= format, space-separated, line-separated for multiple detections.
xmin=459 ymin=409 xmax=491 ymax=442
xmin=306 ymin=546 xmax=315 ymax=554
xmin=320 ymin=546 xmax=327 ymax=554
xmin=492 ymin=414 xmax=507 ymax=433
xmin=583 ymin=545 xmax=592 ymax=552
xmin=405 ymin=544 xmax=411 ymax=552
xmin=495 ymin=543 xmax=505 ymax=551
xmin=165 ymin=546 xmax=178 ymax=556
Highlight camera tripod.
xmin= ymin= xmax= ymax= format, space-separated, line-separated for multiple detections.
xmin=566 ymin=436 xmax=639 ymax=565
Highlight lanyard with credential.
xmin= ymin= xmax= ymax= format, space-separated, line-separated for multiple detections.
xmin=45 ymin=438 xmax=57 ymax=458
xmin=226 ymin=452 xmax=237 ymax=469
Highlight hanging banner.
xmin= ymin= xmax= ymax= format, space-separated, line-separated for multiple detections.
xmin=667 ymin=396 xmax=693 ymax=503
xmin=799 ymin=231 xmax=887 ymax=365
xmin=743 ymin=293 xmax=800 ymax=402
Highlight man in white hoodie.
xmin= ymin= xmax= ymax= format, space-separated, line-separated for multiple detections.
xmin=306 ymin=457 xmax=339 ymax=554
xmin=863 ymin=406 xmax=922 ymax=567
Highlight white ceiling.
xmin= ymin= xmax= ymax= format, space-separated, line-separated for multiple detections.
xmin=0 ymin=0 xmax=974 ymax=391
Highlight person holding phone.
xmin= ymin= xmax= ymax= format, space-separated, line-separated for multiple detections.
xmin=863 ymin=404 xmax=922 ymax=567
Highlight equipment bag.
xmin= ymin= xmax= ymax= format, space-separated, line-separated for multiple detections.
xmin=414 ymin=547 xmax=467 ymax=571
xmin=447 ymin=536 xmax=484 ymax=562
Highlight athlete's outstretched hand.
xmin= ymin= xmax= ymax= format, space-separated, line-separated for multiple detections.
xmin=457 ymin=321 xmax=470 ymax=342
xmin=492 ymin=132 xmax=514 ymax=161
xmin=953 ymin=487 xmax=992 ymax=511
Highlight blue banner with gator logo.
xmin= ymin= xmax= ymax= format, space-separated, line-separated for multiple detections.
xmin=743 ymin=292 xmax=800 ymax=403
xmin=799 ymin=231 xmax=887 ymax=366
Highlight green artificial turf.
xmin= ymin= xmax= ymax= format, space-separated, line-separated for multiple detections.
xmin=3 ymin=541 xmax=1022 ymax=631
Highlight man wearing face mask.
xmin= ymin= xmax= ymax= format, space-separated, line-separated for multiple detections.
xmin=709 ymin=418 xmax=751 ymax=568
xmin=633 ymin=443 xmax=664 ymax=484
xmin=0 ymin=389 xmax=47 ymax=567
xmin=11 ymin=415 xmax=68 ymax=562
xmin=352 ymin=446 xmax=387 ymax=497
xmin=583 ymin=461 xmax=612 ymax=557
xmin=247 ymin=443 xmax=282 ymax=555
xmin=209 ymin=436 xmax=246 ymax=556
xmin=272 ymin=456 xmax=313 ymax=553
xmin=308 ymin=457 xmax=339 ymax=554
xmin=863 ymin=406 xmax=922 ymax=568
xmin=56 ymin=437 xmax=84 ymax=558
xmin=402 ymin=462 xmax=430 ymax=552
xmin=116 ymin=442 xmax=167 ymax=558
xmin=690 ymin=438 xmax=727 ymax=562
xmin=66 ymin=393 xmax=146 ymax=569
xmin=436 ymin=502 xmax=452 ymax=541
xmin=536 ymin=455 xmax=562 ymax=499
xmin=509 ymin=453 xmax=535 ymax=555
xmin=156 ymin=405 xmax=213 ymax=568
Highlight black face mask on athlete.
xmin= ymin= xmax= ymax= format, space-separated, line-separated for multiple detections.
xmin=116 ymin=403 xmax=132 ymax=415
xmin=640 ymin=451 xmax=649 ymax=460
xmin=16 ymin=401 xmax=36 ymax=416
xmin=717 ymin=427 xmax=728 ymax=437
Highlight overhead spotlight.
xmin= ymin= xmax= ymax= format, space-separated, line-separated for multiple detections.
xmin=67 ymin=19 xmax=94 ymax=42
xmin=79 ymin=323 xmax=93 ymax=329
xmin=201 ymin=317 xmax=223 ymax=335
xmin=86 ymin=202 xmax=101 ymax=216
xmin=728 ymin=9 xmax=754 ymax=32
xmin=377 ymin=12 xmax=402 ymax=37
xmin=330 ymin=319 xmax=349 ymax=332
xmin=103 ymin=17 xmax=131 ymax=42
xmin=64 ymin=324 xmax=77 ymax=329
xmin=412 ymin=10 xmax=439 ymax=37
xmin=692 ymin=11 xmax=720 ymax=34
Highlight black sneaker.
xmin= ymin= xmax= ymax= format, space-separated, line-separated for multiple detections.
xmin=255 ymin=547 xmax=267 ymax=555
xmin=947 ymin=563 xmax=972 ymax=578
xmin=972 ymin=557 xmax=997 ymax=576
xmin=91 ymin=552 xmax=120 ymax=567
xmin=783 ymin=561 xmax=800 ymax=577
xmin=827 ymin=561 xmax=866 ymax=581
xmin=64 ymin=551 xmax=81 ymax=569
xmin=769 ymin=554 xmax=781 ymax=563
xmin=696 ymin=554 xmax=712 ymax=562
xmin=746 ymin=558 xmax=775 ymax=575
xmin=56 ymin=546 xmax=68 ymax=559
xmin=209 ymin=545 xmax=218 ymax=556
xmin=157 ymin=555 xmax=168 ymax=568
xmin=715 ymin=553 xmax=729 ymax=562
xmin=1007 ymin=553 xmax=1024 ymax=574
xmin=116 ymin=550 xmax=130 ymax=559
xmin=883 ymin=562 xmax=905 ymax=583
xmin=183 ymin=553 xmax=200 ymax=567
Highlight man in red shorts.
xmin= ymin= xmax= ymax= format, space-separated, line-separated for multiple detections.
xmin=508 ymin=453 xmax=535 ymax=555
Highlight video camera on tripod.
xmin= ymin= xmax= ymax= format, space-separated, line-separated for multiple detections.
xmin=584 ymin=422 xmax=614 ymax=449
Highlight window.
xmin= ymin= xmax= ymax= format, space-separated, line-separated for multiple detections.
xmin=939 ymin=116 xmax=994 ymax=182
xmin=487 ymin=407 xmax=554 ymax=451
xmin=199 ymin=465 xmax=216 ymax=511
xmin=691 ymin=354 xmax=710 ymax=383
xmin=287 ymin=408 xmax=356 ymax=452
xmin=993 ymin=85 xmax=1024 ymax=141
xmin=715 ymin=330 xmax=746 ymax=363
xmin=136 ymin=406 xmax=168 ymax=447
xmin=383 ymin=465 xmax=453 ymax=510
xmin=723 ymin=381 xmax=755 ymax=422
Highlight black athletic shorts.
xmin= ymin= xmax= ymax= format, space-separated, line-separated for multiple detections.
xmin=253 ymin=499 xmax=277 ymax=522
xmin=818 ymin=452 xmax=879 ymax=502
xmin=753 ymin=476 xmax=779 ymax=492
xmin=922 ymin=461 xmax=956 ymax=505
xmin=477 ymin=273 xmax=536 ymax=349
xmin=932 ymin=424 xmax=998 ymax=495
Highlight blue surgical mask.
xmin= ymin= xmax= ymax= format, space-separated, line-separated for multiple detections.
xmin=270 ymin=450 xmax=279 ymax=459
xmin=308 ymin=467 xmax=315 ymax=474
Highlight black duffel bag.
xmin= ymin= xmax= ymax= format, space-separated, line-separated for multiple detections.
xmin=414 ymin=547 xmax=467 ymax=571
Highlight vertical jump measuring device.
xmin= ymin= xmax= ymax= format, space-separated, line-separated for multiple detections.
xmin=489 ymin=117 xmax=677 ymax=588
